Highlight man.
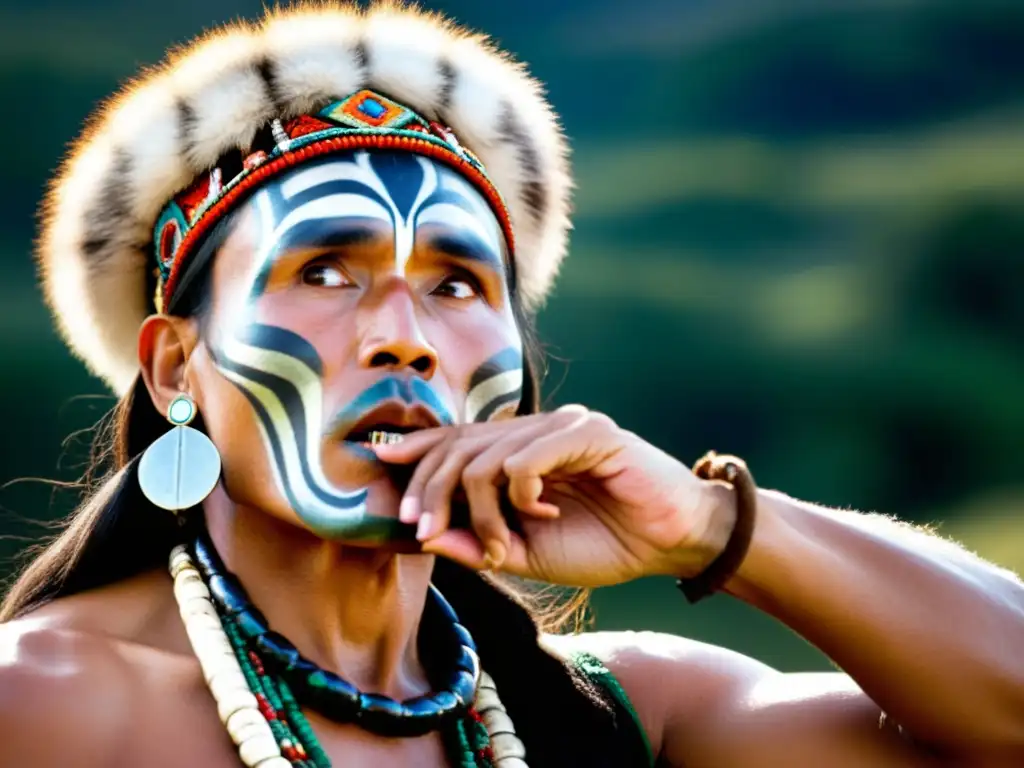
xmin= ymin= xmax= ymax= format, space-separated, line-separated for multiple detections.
xmin=2 ymin=3 xmax=1022 ymax=766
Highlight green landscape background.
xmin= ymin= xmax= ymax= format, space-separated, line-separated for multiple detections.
xmin=1 ymin=0 xmax=1022 ymax=671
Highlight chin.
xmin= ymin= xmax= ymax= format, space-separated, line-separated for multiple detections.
xmin=320 ymin=440 xmax=386 ymax=488
xmin=289 ymin=476 xmax=417 ymax=544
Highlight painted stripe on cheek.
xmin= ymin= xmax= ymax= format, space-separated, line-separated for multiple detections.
xmin=466 ymin=368 xmax=523 ymax=423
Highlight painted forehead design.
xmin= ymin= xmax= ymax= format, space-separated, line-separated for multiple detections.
xmin=248 ymin=152 xmax=506 ymax=282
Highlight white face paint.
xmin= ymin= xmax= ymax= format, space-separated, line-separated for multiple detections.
xmin=206 ymin=151 xmax=523 ymax=543
xmin=464 ymin=349 xmax=525 ymax=423
xmin=277 ymin=152 xmax=503 ymax=278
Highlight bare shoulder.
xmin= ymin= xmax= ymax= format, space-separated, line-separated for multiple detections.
xmin=0 ymin=618 xmax=141 ymax=768
xmin=543 ymin=629 xmax=776 ymax=760
xmin=544 ymin=630 xmax=934 ymax=768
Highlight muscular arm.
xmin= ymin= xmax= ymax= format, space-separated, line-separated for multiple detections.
xmin=719 ymin=489 xmax=1024 ymax=762
xmin=574 ymin=490 xmax=1024 ymax=767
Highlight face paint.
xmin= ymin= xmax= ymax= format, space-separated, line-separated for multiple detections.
xmin=465 ymin=347 xmax=524 ymax=423
xmin=261 ymin=151 xmax=505 ymax=287
xmin=208 ymin=151 xmax=519 ymax=543
xmin=324 ymin=377 xmax=456 ymax=457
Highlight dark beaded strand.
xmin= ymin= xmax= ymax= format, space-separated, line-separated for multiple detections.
xmin=189 ymin=533 xmax=495 ymax=768
xmin=193 ymin=534 xmax=481 ymax=737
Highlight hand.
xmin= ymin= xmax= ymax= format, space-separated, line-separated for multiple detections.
xmin=371 ymin=406 xmax=734 ymax=588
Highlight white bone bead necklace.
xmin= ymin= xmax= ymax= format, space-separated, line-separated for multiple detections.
xmin=169 ymin=545 xmax=529 ymax=767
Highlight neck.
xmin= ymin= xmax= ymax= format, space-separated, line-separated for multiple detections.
xmin=202 ymin=485 xmax=435 ymax=699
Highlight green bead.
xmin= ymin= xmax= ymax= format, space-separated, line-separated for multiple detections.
xmin=224 ymin=615 xmax=322 ymax=765
xmin=452 ymin=720 xmax=479 ymax=768
xmin=187 ymin=537 xmax=513 ymax=768
xmin=278 ymin=677 xmax=332 ymax=768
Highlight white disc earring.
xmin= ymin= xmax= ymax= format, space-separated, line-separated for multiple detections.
xmin=139 ymin=393 xmax=222 ymax=512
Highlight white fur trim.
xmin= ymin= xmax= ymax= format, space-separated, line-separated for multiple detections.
xmin=38 ymin=2 xmax=571 ymax=393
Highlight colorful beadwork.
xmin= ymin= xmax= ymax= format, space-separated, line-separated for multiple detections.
xmin=192 ymin=533 xmax=480 ymax=737
xmin=152 ymin=89 xmax=511 ymax=313
xmin=169 ymin=545 xmax=291 ymax=768
xmin=225 ymin=622 xmax=326 ymax=768
xmin=170 ymin=540 xmax=529 ymax=767
xmin=324 ymin=90 xmax=412 ymax=129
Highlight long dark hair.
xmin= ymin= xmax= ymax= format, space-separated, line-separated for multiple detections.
xmin=1 ymin=201 xmax=650 ymax=766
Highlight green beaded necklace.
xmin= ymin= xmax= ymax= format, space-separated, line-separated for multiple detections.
xmin=170 ymin=542 xmax=522 ymax=767
xmin=223 ymin=613 xmax=487 ymax=767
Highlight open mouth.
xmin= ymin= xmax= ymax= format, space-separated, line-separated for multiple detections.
xmin=347 ymin=425 xmax=414 ymax=446
xmin=336 ymin=401 xmax=442 ymax=447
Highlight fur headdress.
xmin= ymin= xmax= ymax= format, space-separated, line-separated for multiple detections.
xmin=39 ymin=2 xmax=571 ymax=394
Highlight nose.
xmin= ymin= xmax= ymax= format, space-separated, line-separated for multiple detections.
xmin=358 ymin=285 xmax=438 ymax=378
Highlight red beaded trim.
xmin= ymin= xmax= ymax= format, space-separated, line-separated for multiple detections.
xmin=161 ymin=134 xmax=516 ymax=305
xmin=248 ymin=650 xmax=266 ymax=676
xmin=256 ymin=692 xmax=278 ymax=721
xmin=467 ymin=707 xmax=495 ymax=766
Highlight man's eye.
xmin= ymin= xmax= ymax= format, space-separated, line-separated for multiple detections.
xmin=433 ymin=276 xmax=480 ymax=299
xmin=302 ymin=263 xmax=351 ymax=288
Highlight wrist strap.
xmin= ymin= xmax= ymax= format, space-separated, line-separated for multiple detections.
xmin=675 ymin=452 xmax=758 ymax=604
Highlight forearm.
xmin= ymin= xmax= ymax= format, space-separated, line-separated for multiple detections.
xmin=718 ymin=487 xmax=1024 ymax=757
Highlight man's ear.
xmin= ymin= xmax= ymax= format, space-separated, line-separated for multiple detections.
xmin=138 ymin=314 xmax=199 ymax=417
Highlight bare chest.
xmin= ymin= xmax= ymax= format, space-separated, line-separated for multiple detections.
xmin=118 ymin=672 xmax=453 ymax=768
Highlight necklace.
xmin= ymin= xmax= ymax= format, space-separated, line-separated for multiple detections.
xmin=191 ymin=533 xmax=478 ymax=737
xmin=169 ymin=542 xmax=529 ymax=767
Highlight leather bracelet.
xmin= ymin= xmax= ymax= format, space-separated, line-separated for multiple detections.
xmin=676 ymin=451 xmax=758 ymax=604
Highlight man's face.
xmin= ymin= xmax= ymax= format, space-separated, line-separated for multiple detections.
xmin=189 ymin=151 xmax=523 ymax=544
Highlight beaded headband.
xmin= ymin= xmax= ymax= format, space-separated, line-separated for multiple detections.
xmin=38 ymin=3 xmax=571 ymax=394
xmin=154 ymin=88 xmax=515 ymax=312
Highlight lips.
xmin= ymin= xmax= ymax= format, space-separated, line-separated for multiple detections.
xmin=336 ymin=401 xmax=442 ymax=444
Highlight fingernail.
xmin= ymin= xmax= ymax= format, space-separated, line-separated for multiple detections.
xmin=416 ymin=513 xmax=434 ymax=541
xmin=399 ymin=497 xmax=420 ymax=523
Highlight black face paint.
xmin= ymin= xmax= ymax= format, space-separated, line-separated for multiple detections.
xmin=209 ymin=151 xmax=520 ymax=542
xmin=465 ymin=347 xmax=524 ymax=423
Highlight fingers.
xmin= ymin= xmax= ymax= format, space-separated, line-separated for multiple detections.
xmin=504 ymin=410 xmax=622 ymax=482
xmin=421 ymin=529 xmax=532 ymax=577
xmin=459 ymin=444 xmax=509 ymax=566
xmin=414 ymin=423 xmax=553 ymax=563
xmin=506 ymin=474 xmax=560 ymax=519
xmin=371 ymin=406 xmax=622 ymax=572
xmin=370 ymin=412 xmax=549 ymax=465
xmin=459 ymin=428 xmax=557 ymax=566
xmin=417 ymin=439 xmax=474 ymax=542
xmin=397 ymin=445 xmax=447 ymax=531
xmin=371 ymin=427 xmax=449 ymax=465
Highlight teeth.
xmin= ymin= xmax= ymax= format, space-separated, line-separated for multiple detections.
xmin=367 ymin=430 xmax=405 ymax=445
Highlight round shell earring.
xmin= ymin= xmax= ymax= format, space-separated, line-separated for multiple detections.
xmin=139 ymin=393 xmax=222 ymax=512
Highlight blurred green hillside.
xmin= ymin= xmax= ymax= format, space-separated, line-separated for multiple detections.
xmin=1 ymin=0 xmax=1022 ymax=671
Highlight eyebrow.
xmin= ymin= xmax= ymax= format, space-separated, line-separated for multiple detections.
xmin=272 ymin=217 xmax=383 ymax=254
xmin=422 ymin=231 xmax=503 ymax=269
